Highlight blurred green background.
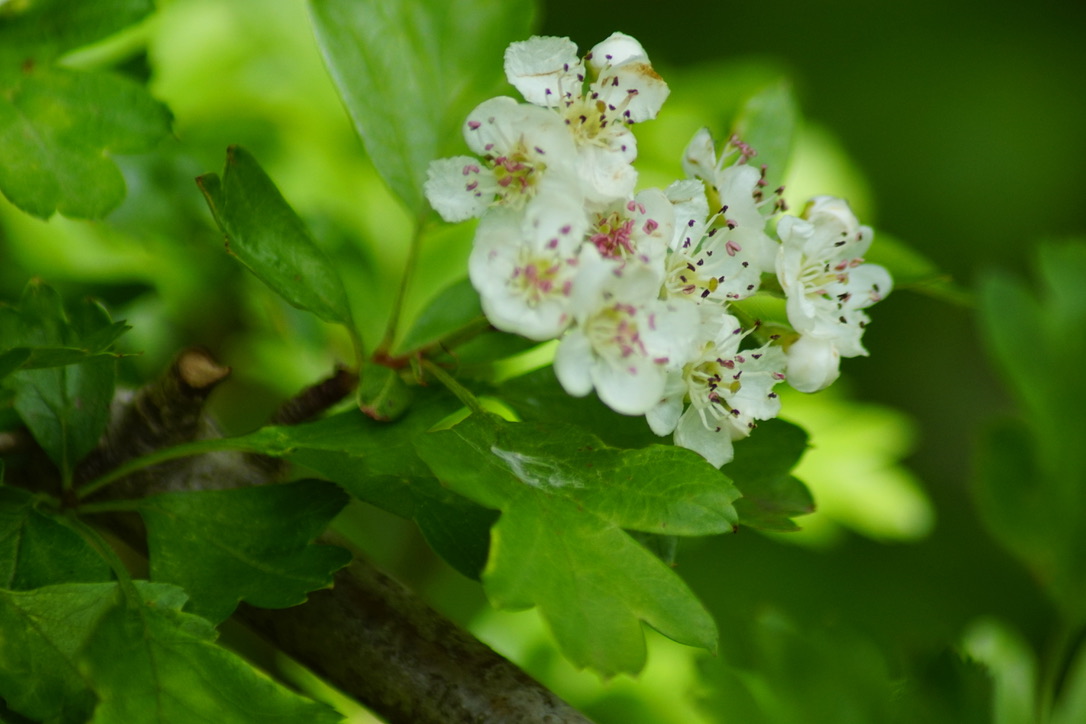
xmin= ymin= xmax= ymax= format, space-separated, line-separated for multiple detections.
xmin=3 ymin=0 xmax=1086 ymax=720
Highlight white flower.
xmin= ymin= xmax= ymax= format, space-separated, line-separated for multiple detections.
xmin=469 ymin=195 xmax=587 ymax=341
xmin=681 ymin=128 xmax=783 ymax=273
xmin=585 ymin=32 xmax=670 ymax=123
xmin=424 ymin=96 xmax=582 ymax=222
xmin=647 ymin=314 xmax=786 ymax=467
xmin=554 ymin=246 xmax=697 ymax=415
xmin=660 ymin=180 xmax=763 ymax=306
xmin=586 ymin=187 xmax=674 ymax=282
xmin=503 ymin=35 xmax=585 ymax=107
xmin=776 ymin=196 xmax=893 ymax=391
xmin=504 ymin=33 xmax=669 ymax=206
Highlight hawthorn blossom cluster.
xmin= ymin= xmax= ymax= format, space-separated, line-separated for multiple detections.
xmin=425 ymin=32 xmax=892 ymax=467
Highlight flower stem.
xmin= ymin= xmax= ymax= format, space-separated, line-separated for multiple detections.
xmin=74 ymin=437 xmax=246 ymax=501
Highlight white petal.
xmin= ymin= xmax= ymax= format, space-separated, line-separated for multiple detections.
xmin=785 ymin=335 xmax=841 ymax=393
xmin=424 ymin=156 xmax=497 ymax=222
xmin=554 ymin=331 xmax=595 ymax=397
xmin=504 ymin=36 xmax=585 ymax=107
xmin=681 ymin=128 xmax=717 ymax=182
xmin=577 ymin=139 xmax=638 ymax=205
xmin=593 ymin=62 xmax=669 ymax=123
xmin=587 ymin=32 xmax=648 ymax=71
xmin=594 ymin=354 xmax=665 ymax=416
xmin=675 ymin=408 xmax=735 ymax=468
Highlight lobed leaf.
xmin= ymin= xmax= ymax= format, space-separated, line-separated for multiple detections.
xmin=137 ymin=480 xmax=352 ymax=624
xmin=0 ymin=64 xmax=171 ymax=219
xmin=0 ymin=581 xmax=342 ymax=724
xmin=197 ymin=146 xmax=355 ymax=328
xmin=498 ymin=366 xmax=663 ymax=449
xmin=307 ymin=0 xmax=537 ymax=212
xmin=6 ymin=281 xmax=118 ymax=483
xmin=0 ymin=0 xmax=155 ymax=64
xmin=228 ymin=391 xmax=495 ymax=579
xmin=415 ymin=413 xmax=738 ymax=675
xmin=976 ymin=242 xmax=1086 ymax=621
xmin=727 ymin=418 xmax=814 ymax=532
xmin=0 ymin=486 xmax=111 ymax=590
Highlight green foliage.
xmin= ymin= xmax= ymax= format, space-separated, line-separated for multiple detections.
xmin=0 ymin=486 xmax=111 ymax=589
xmin=3 ymin=281 xmax=121 ymax=485
xmin=726 ymin=419 xmax=813 ymax=532
xmin=307 ymin=0 xmax=537 ymax=213
xmin=234 ymin=393 xmax=497 ymax=579
xmin=0 ymin=0 xmax=170 ymax=219
xmin=0 ymin=582 xmax=341 ymax=723
xmin=137 ymin=480 xmax=352 ymax=623
xmin=976 ymin=243 xmax=1086 ymax=622
xmin=197 ymin=146 xmax=356 ymax=331
xmin=730 ymin=80 xmax=797 ymax=193
xmin=416 ymin=412 xmax=737 ymax=675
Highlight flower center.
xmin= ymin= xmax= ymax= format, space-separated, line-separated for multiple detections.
xmin=510 ymin=251 xmax=572 ymax=307
xmin=589 ymin=211 xmax=636 ymax=259
xmin=584 ymin=303 xmax=646 ymax=362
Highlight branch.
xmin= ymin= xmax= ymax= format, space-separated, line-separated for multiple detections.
xmin=69 ymin=348 xmax=594 ymax=724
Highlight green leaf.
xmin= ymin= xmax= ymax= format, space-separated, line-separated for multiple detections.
xmin=415 ymin=413 xmax=737 ymax=675
xmin=0 ymin=0 xmax=155 ymax=64
xmin=976 ymin=243 xmax=1086 ymax=620
xmin=0 ymin=350 xmax=29 ymax=380
xmin=0 ymin=65 xmax=171 ymax=219
xmin=865 ymin=230 xmax=972 ymax=305
xmin=727 ymin=418 xmax=814 ymax=532
xmin=961 ymin=618 xmax=1036 ymax=724
xmin=393 ymin=277 xmax=484 ymax=355
xmin=307 ymin=0 xmax=537 ymax=212
xmin=7 ymin=282 xmax=117 ymax=483
xmin=0 ymin=583 xmax=111 ymax=723
xmin=1 ymin=293 xmax=129 ymax=374
xmin=197 ymin=145 xmax=354 ymax=328
xmin=137 ymin=480 xmax=352 ymax=623
xmin=0 ymin=485 xmax=111 ymax=589
xmin=251 ymin=394 xmax=496 ymax=579
xmin=497 ymin=366 xmax=663 ymax=449
xmin=730 ymin=80 xmax=798 ymax=193
xmin=0 ymin=582 xmax=342 ymax=724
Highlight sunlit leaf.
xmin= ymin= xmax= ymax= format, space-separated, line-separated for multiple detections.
xmin=197 ymin=145 xmax=354 ymax=328
xmin=0 ymin=65 xmax=171 ymax=219
xmin=415 ymin=413 xmax=737 ymax=675
xmin=137 ymin=480 xmax=352 ymax=623
xmin=730 ymin=80 xmax=797 ymax=193
xmin=0 ymin=0 xmax=155 ymax=63
xmin=308 ymin=0 xmax=537 ymax=212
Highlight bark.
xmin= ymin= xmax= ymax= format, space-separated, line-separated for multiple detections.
xmin=55 ymin=349 xmax=593 ymax=724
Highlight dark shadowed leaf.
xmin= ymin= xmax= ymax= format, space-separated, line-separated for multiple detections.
xmin=0 ymin=486 xmax=111 ymax=590
xmin=137 ymin=479 xmax=352 ymax=623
